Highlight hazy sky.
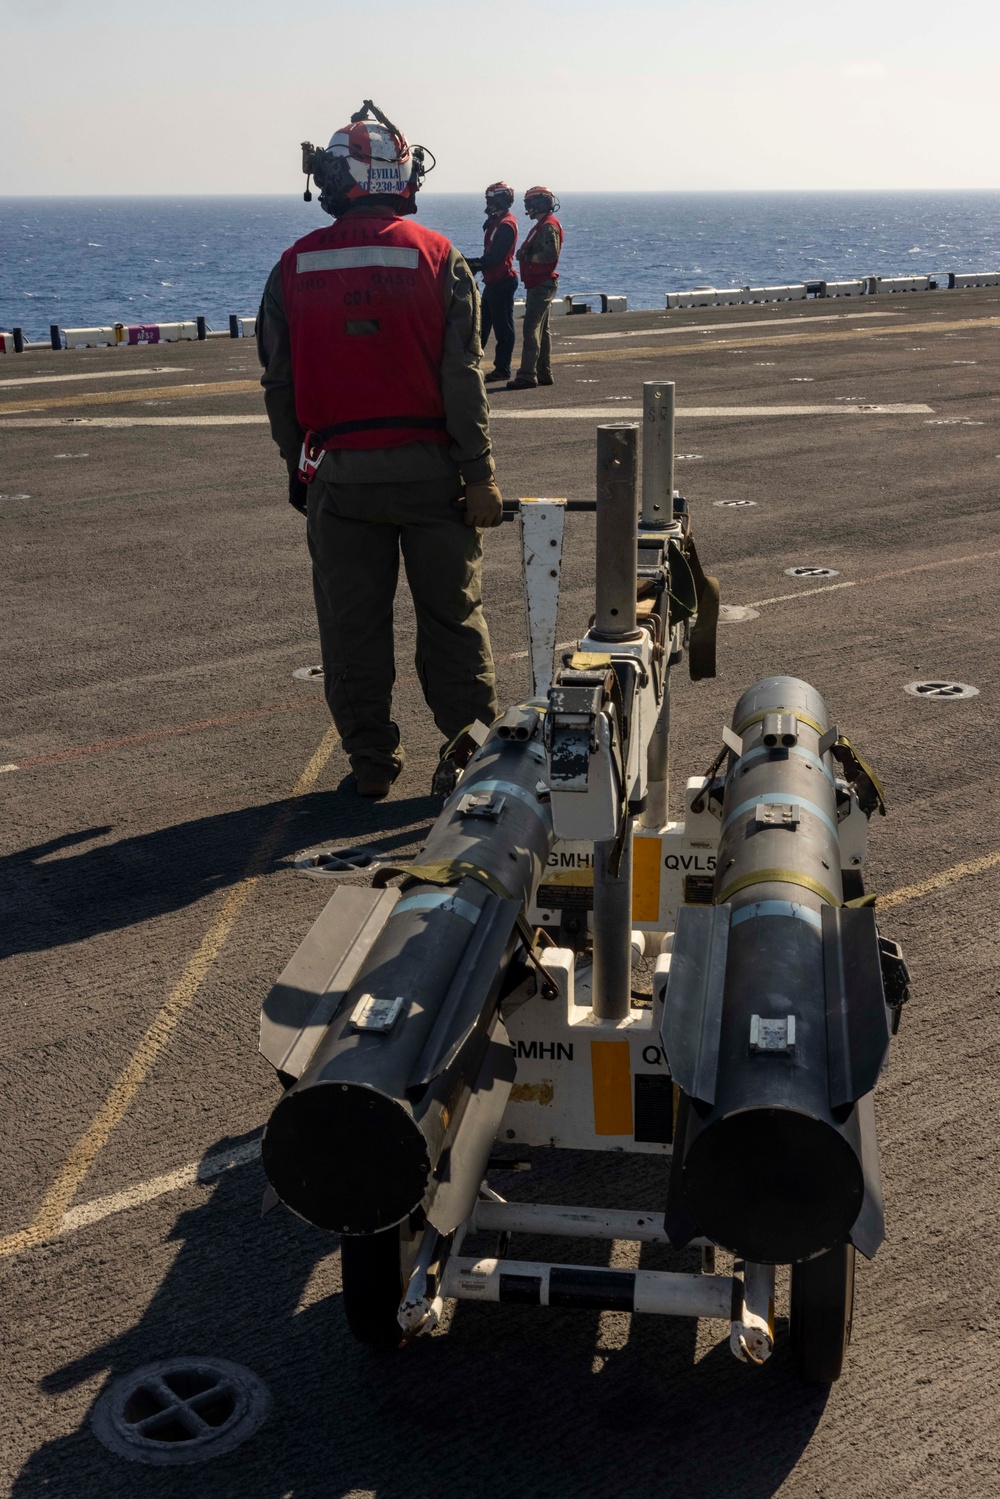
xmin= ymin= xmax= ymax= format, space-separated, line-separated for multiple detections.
xmin=2 ymin=0 xmax=997 ymax=194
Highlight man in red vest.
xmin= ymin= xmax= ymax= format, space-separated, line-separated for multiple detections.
xmin=258 ymin=102 xmax=503 ymax=799
xmin=507 ymin=187 xmax=563 ymax=390
xmin=467 ymin=182 xmax=518 ymax=382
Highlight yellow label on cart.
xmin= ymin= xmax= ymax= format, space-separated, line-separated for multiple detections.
xmin=590 ymin=1040 xmax=634 ymax=1135
xmin=632 ymin=834 xmax=662 ymax=922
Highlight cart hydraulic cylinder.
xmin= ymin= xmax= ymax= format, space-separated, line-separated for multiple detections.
xmin=661 ymin=676 xmax=890 ymax=1264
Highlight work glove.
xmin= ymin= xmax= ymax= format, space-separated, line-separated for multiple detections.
xmin=467 ymin=257 xmax=483 ymax=273
xmin=462 ymin=478 xmax=504 ymax=528
xmin=289 ymin=474 xmax=309 ymax=515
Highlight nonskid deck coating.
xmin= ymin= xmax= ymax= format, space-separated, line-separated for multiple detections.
xmin=2 ymin=287 xmax=999 ymax=1499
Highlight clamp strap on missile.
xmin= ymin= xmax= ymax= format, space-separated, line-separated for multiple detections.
xmin=372 ymin=859 xmax=558 ymax=995
xmin=715 ymin=867 xmax=843 ymax=909
xmin=831 ymin=734 xmax=887 ymax=817
xmin=714 ymin=868 xmax=876 ymax=909
xmin=665 ymin=540 xmax=698 ymax=628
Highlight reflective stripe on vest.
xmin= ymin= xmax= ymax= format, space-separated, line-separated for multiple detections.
xmin=281 ymin=210 xmax=450 ymax=452
xmin=481 ymin=212 xmax=518 ymax=285
xmin=520 ymin=214 xmax=563 ymax=289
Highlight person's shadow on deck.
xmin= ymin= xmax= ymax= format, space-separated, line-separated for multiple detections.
xmin=1 ymin=785 xmax=438 ymax=959
xmin=15 ymin=1137 xmax=827 ymax=1499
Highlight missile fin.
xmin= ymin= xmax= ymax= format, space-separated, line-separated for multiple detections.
xmin=823 ymin=906 xmax=892 ymax=1109
xmin=407 ymin=893 xmax=522 ymax=1091
xmin=660 ymin=904 xmax=731 ymax=1105
xmin=259 ymin=886 xmax=400 ymax=1078
xmin=663 ymin=1093 xmax=701 ymax=1249
xmin=847 ymin=1092 xmax=886 ymax=1259
xmin=426 ymin=1020 xmax=517 ymax=1233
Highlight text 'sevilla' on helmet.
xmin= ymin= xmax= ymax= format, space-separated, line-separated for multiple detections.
xmin=300 ymin=101 xmax=435 ymax=217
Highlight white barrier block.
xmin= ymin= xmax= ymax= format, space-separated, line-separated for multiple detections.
xmin=820 ymin=279 xmax=868 ymax=297
xmin=62 ymin=326 xmax=119 ymax=347
xmin=0 ymin=331 xmax=14 ymax=353
xmin=549 ymin=296 xmax=572 ymax=317
xmin=160 ymin=320 xmax=200 ymax=340
xmin=665 ymin=289 xmax=721 ymax=308
xmin=602 ymin=295 xmax=628 ymax=313
xmin=514 ymin=300 xmax=526 ymax=319
xmin=755 ymin=284 xmax=808 ymax=301
xmin=949 ymin=271 xmax=1000 ymax=289
xmin=240 ymin=317 xmax=257 ymax=337
xmin=874 ymin=276 xmax=932 ymax=294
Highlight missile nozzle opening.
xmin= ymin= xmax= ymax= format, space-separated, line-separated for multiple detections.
xmin=262 ymin=1081 xmax=430 ymax=1235
xmin=680 ymin=1107 xmax=865 ymax=1264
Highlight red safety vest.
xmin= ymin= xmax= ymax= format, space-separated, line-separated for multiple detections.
xmin=481 ymin=212 xmax=518 ymax=285
xmin=519 ymin=214 xmax=563 ymax=289
xmin=280 ymin=208 xmax=451 ymax=452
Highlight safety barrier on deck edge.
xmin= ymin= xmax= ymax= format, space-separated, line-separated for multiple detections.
xmin=665 ymin=270 xmax=1000 ymax=307
xmin=6 ymin=268 xmax=999 ymax=351
xmin=514 ymin=292 xmax=628 ymax=320
xmin=34 ymin=316 xmax=253 ymax=350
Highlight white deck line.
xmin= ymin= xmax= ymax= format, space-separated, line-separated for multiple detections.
xmin=0 ymin=415 xmax=270 ymax=427
xmin=0 ymin=404 xmax=935 ymax=430
xmin=58 ymin=1138 xmax=263 ymax=1234
xmin=0 ymin=366 xmax=188 ymax=388
xmin=566 ymin=311 xmax=904 ymax=341
xmin=490 ymin=404 xmax=934 ymax=419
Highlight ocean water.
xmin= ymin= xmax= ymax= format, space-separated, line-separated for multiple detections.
xmin=3 ymin=191 xmax=1000 ymax=340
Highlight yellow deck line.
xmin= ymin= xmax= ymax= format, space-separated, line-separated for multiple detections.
xmin=553 ymin=315 xmax=1000 ymax=364
xmin=0 ymin=726 xmax=338 ymax=1259
xmin=0 ymin=378 xmax=259 ymax=416
xmin=878 ymin=850 xmax=1000 ymax=911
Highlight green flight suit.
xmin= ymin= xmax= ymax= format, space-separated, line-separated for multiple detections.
xmin=515 ymin=221 xmax=562 ymax=384
xmin=258 ymin=208 xmax=499 ymax=782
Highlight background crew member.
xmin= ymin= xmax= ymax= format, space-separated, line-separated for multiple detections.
xmin=258 ymin=101 xmax=503 ymax=799
xmin=507 ymin=187 xmax=563 ymax=390
xmin=466 ymin=182 xmax=518 ymax=382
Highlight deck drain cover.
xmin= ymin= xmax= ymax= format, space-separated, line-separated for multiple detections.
xmin=904 ymin=680 xmax=979 ymax=700
xmin=719 ymin=605 xmax=760 ymax=623
xmin=714 ymin=499 xmax=757 ymax=508
xmin=784 ymin=566 xmax=840 ymax=578
xmin=292 ymin=845 xmax=391 ymax=879
xmin=92 ymin=1357 xmax=270 ymax=1466
xmin=293 ymin=665 xmax=324 ymax=682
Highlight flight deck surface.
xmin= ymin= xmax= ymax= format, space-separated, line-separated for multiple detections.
xmin=2 ymin=290 xmax=998 ymax=1496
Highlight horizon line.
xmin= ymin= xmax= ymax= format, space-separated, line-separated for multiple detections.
xmin=3 ymin=187 xmax=1000 ymax=200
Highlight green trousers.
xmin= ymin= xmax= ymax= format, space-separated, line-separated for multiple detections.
xmin=307 ymin=477 xmax=498 ymax=778
xmin=516 ymin=281 xmax=556 ymax=383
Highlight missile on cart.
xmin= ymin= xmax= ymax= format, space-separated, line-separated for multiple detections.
xmin=260 ymin=709 xmax=554 ymax=1237
xmin=661 ymin=676 xmax=895 ymax=1265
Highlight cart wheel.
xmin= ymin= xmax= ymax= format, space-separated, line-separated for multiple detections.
xmin=789 ymin=1240 xmax=856 ymax=1383
xmin=340 ymin=1225 xmax=414 ymax=1349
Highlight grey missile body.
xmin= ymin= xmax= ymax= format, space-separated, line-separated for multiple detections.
xmin=661 ymin=676 xmax=891 ymax=1264
xmin=261 ymin=721 xmax=555 ymax=1236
